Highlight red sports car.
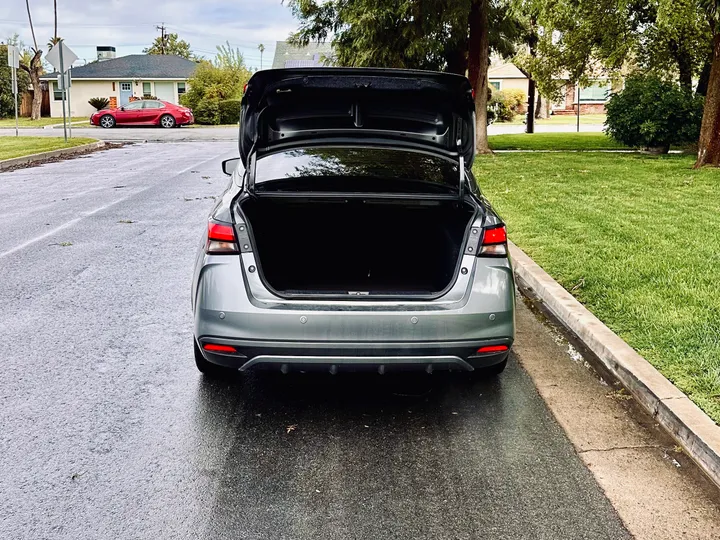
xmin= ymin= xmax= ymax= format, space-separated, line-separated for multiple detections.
xmin=91 ymin=100 xmax=194 ymax=128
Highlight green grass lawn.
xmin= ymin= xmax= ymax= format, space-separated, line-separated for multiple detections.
xmin=500 ymin=113 xmax=607 ymax=126
xmin=489 ymin=132 xmax=627 ymax=151
xmin=0 ymin=136 xmax=98 ymax=160
xmin=474 ymin=150 xmax=720 ymax=424
xmin=0 ymin=117 xmax=88 ymax=128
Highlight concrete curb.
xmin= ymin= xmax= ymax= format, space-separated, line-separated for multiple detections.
xmin=509 ymin=241 xmax=720 ymax=489
xmin=0 ymin=141 xmax=105 ymax=170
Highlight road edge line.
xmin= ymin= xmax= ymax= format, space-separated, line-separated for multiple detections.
xmin=509 ymin=240 xmax=720 ymax=490
xmin=0 ymin=141 xmax=105 ymax=170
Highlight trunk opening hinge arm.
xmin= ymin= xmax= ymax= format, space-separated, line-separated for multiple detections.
xmin=246 ymin=106 xmax=268 ymax=195
xmin=457 ymin=138 xmax=465 ymax=201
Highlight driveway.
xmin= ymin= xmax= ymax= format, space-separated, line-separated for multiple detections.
xmin=0 ymin=143 xmax=717 ymax=539
xmin=0 ymin=122 xmax=604 ymax=142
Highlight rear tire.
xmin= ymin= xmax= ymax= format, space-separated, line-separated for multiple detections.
xmin=99 ymin=114 xmax=115 ymax=128
xmin=194 ymin=339 xmax=237 ymax=379
xmin=160 ymin=114 xmax=176 ymax=128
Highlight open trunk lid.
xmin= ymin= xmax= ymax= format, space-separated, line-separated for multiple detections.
xmin=239 ymin=68 xmax=476 ymax=169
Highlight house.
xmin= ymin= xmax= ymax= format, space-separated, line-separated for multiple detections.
xmin=41 ymin=50 xmax=197 ymax=118
xmin=488 ymin=58 xmax=612 ymax=114
xmin=272 ymin=41 xmax=335 ymax=69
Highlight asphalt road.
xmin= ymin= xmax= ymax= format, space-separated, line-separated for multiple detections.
xmin=0 ymin=142 xmax=629 ymax=539
xmin=0 ymin=121 xmax=605 ymax=142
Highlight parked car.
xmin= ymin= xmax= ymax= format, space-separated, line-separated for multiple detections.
xmin=191 ymin=68 xmax=515 ymax=378
xmin=90 ymin=100 xmax=194 ymax=128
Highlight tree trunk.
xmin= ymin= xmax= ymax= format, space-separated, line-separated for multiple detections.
xmin=20 ymin=50 xmax=43 ymax=120
xmin=468 ymin=0 xmax=491 ymax=154
xmin=526 ymin=78 xmax=536 ymax=133
xmin=535 ymin=93 xmax=547 ymax=119
xmin=678 ymin=48 xmax=693 ymax=93
xmin=697 ymin=55 xmax=712 ymax=96
xmin=694 ymin=34 xmax=720 ymax=168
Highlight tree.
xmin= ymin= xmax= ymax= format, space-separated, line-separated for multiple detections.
xmin=143 ymin=33 xmax=194 ymax=59
xmin=0 ymin=42 xmax=31 ymax=118
xmin=258 ymin=43 xmax=265 ymax=69
xmin=215 ymin=41 xmax=246 ymax=70
xmin=635 ymin=0 xmax=711 ymax=93
xmin=695 ymin=0 xmax=720 ymax=167
xmin=285 ymin=0 xmax=521 ymax=153
xmin=20 ymin=0 xmax=43 ymax=120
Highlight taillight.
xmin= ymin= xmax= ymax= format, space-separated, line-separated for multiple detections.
xmin=203 ymin=343 xmax=237 ymax=353
xmin=479 ymin=225 xmax=507 ymax=256
xmin=206 ymin=220 xmax=239 ymax=254
xmin=476 ymin=344 xmax=509 ymax=354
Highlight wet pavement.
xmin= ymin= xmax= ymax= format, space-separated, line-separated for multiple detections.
xmin=0 ymin=142 xmax=629 ymax=539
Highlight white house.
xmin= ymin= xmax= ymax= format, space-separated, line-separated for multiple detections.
xmin=41 ymin=53 xmax=197 ymax=118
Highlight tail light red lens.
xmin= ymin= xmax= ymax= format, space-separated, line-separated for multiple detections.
xmin=477 ymin=344 xmax=509 ymax=354
xmin=479 ymin=225 xmax=508 ymax=256
xmin=203 ymin=343 xmax=237 ymax=353
xmin=206 ymin=220 xmax=239 ymax=254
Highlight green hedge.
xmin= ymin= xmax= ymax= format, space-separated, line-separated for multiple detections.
xmin=218 ymin=99 xmax=242 ymax=125
xmin=193 ymin=99 xmax=219 ymax=125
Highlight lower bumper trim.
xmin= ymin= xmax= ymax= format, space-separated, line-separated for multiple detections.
xmin=240 ymin=355 xmax=473 ymax=372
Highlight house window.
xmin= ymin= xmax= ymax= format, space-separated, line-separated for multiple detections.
xmin=489 ymin=81 xmax=501 ymax=91
xmin=52 ymin=82 xmax=63 ymax=101
xmin=578 ymin=81 xmax=610 ymax=102
xmin=142 ymin=82 xmax=152 ymax=97
xmin=177 ymin=82 xmax=186 ymax=96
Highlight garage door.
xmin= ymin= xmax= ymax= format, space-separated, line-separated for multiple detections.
xmin=154 ymin=82 xmax=175 ymax=103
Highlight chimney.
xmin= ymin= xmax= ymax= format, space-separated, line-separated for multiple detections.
xmin=96 ymin=46 xmax=116 ymax=62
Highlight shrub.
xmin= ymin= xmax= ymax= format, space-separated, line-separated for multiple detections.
xmin=605 ymin=74 xmax=704 ymax=152
xmin=218 ymin=99 xmax=242 ymax=124
xmin=180 ymin=61 xmax=251 ymax=113
xmin=88 ymin=97 xmax=110 ymax=111
xmin=488 ymin=90 xmax=515 ymax=122
xmin=0 ymin=44 xmax=30 ymax=118
xmin=193 ymin=98 xmax=220 ymax=125
xmin=141 ymin=95 xmax=158 ymax=100
xmin=502 ymin=89 xmax=528 ymax=113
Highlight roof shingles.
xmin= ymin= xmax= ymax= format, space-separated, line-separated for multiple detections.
xmin=41 ymin=54 xmax=197 ymax=80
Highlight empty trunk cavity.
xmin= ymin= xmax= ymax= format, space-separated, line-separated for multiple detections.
xmin=240 ymin=197 xmax=475 ymax=298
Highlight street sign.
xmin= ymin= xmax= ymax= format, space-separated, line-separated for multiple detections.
xmin=7 ymin=45 xmax=20 ymax=136
xmin=57 ymin=71 xmax=71 ymax=90
xmin=7 ymin=44 xmax=20 ymax=69
xmin=45 ymin=41 xmax=78 ymax=73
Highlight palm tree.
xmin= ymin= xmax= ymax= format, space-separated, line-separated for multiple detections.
xmin=258 ymin=43 xmax=265 ymax=70
xmin=47 ymin=36 xmax=61 ymax=50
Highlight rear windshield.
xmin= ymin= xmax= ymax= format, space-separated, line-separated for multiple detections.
xmin=255 ymin=147 xmax=459 ymax=193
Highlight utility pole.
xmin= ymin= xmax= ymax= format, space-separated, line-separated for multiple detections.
xmin=156 ymin=23 xmax=167 ymax=54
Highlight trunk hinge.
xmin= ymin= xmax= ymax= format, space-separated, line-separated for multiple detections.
xmin=246 ymin=107 xmax=268 ymax=195
xmin=457 ymin=138 xmax=465 ymax=201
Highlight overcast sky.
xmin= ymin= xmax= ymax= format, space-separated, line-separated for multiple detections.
xmin=1 ymin=0 xmax=300 ymax=69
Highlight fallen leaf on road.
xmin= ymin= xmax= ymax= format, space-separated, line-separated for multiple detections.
xmin=286 ymin=424 xmax=297 ymax=434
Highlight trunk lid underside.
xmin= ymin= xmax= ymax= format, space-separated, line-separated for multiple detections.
xmin=239 ymin=68 xmax=476 ymax=168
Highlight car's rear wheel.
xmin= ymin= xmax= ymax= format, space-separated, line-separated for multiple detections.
xmin=99 ymin=114 xmax=115 ymax=128
xmin=193 ymin=339 xmax=237 ymax=379
xmin=160 ymin=114 xmax=176 ymax=128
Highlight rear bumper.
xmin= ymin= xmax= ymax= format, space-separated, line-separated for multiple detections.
xmin=192 ymin=253 xmax=515 ymax=373
xmin=196 ymin=336 xmax=511 ymax=373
